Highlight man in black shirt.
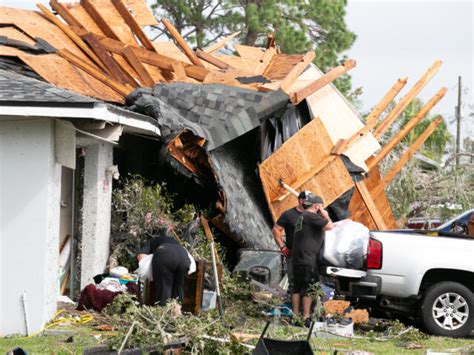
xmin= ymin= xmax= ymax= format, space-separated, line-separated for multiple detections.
xmin=137 ymin=230 xmax=191 ymax=306
xmin=272 ymin=191 xmax=311 ymax=292
xmin=291 ymin=193 xmax=333 ymax=325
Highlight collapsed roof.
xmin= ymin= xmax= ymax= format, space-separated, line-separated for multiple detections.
xmin=0 ymin=1 xmax=447 ymax=248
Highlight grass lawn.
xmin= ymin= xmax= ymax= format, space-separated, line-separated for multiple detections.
xmin=1 ymin=319 xmax=472 ymax=354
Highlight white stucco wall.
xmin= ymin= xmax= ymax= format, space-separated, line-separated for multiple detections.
xmin=80 ymin=142 xmax=114 ymax=289
xmin=0 ymin=118 xmax=60 ymax=335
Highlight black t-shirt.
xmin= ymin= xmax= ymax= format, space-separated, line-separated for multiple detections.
xmin=139 ymin=235 xmax=178 ymax=254
xmin=292 ymin=211 xmax=328 ymax=266
xmin=276 ymin=207 xmax=303 ymax=250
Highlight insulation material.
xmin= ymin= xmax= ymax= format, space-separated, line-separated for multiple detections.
xmin=259 ymin=117 xmax=354 ymax=221
xmin=298 ymin=66 xmax=380 ymax=171
xmin=0 ymin=7 xmax=91 ymax=63
xmin=349 ymin=166 xmax=397 ymax=229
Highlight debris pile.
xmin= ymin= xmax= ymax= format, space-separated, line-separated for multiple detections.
xmin=0 ymin=0 xmax=447 ymax=248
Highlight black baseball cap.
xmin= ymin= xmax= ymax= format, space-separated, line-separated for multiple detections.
xmin=298 ymin=190 xmax=312 ymax=199
xmin=302 ymin=193 xmax=324 ymax=207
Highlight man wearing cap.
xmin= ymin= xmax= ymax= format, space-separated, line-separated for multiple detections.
xmin=272 ymin=191 xmax=311 ymax=292
xmin=291 ymin=193 xmax=334 ymax=326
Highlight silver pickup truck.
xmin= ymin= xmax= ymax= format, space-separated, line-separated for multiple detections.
xmin=327 ymin=210 xmax=474 ymax=337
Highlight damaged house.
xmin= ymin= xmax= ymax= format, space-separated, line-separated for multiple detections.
xmin=0 ymin=0 xmax=446 ymax=335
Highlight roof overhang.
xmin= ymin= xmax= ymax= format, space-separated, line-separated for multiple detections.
xmin=0 ymin=102 xmax=161 ymax=137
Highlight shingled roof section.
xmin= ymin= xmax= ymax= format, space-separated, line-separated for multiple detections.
xmin=126 ymin=83 xmax=289 ymax=151
xmin=0 ymin=69 xmax=97 ymax=106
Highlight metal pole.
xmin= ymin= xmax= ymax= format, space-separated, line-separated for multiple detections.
xmin=456 ymin=76 xmax=462 ymax=166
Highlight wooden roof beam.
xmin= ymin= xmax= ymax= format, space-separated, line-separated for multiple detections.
xmin=83 ymin=33 xmax=137 ymax=87
xmin=367 ymin=87 xmax=447 ymax=171
xmin=161 ymin=18 xmax=204 ymax=67
xmin=49 ymin=0 xmax=83 ymax=28
xmin=279 ymin=50 xmax=315 ymax=93
xmin=37 ymin=3 xmax=108 ymax=73
xmin=366 ymin=77 xmax=408 ymax=126
xmin=123 ymin=46 xmax=160 ymax=86
xmin=195 ymin=48 xmax=230 ymax=70
xmin=254 ymin=47 xmax=276 ymax=75
xmin=58 ymin=48 xmax=130 ymax=97
xmin=374 ymin=60 xmax=442 ymax=138
xmin=382 ymin=116 xmax=443 ymax=186
xmin=332 ymin=77 xmax=408 ymax=155
xmin=81 ymin=0 xmax=121 ymax=41
xmin=290 ymin=59 xmax=356 ymax=105
xmin=111 ymin=0 xmax=155 ymax=52
xmin=204 ymin=32 xmax=240 ymax=54
xmin=354 ymin=180 xmax=387 ymax=230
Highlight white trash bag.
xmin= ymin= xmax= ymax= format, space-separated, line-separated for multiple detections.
xmin=136 ymin=254 xmax=154 ymax=281
xmin=323 ymin=219 xmax=370 ymax=270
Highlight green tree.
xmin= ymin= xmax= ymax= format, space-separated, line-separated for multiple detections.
xmin=151 ymin=0 xmax=356 ymax=95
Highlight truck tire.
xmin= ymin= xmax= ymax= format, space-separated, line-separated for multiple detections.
xmin=420 ymin=281 xmax=474 ymax=337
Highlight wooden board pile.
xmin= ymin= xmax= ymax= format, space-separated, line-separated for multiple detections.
xmin=0 ymin=0 xmax=447 ymax=235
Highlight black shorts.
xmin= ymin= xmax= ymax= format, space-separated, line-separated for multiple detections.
xmin=292 ymin=264 xmax=319 ymax=296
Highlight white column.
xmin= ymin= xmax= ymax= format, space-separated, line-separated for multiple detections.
xmin=80 ymin=142 xmax=113 ymax=289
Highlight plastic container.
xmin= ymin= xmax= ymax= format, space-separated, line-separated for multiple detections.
xmin=201 ymin=290 xmax=217 ymax=311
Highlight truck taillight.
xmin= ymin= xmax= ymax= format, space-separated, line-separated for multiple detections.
xmin=367 ymin=239 xmax=382 ymax=269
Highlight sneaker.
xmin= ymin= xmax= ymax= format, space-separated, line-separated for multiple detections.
xmin=304 ymin=317 xmax=313 ymax=328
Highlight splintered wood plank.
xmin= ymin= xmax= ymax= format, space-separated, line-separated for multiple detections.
xmin=204 ymin=31 xmax=240 ymax=54
xmin=235 ymin=44 xmax=264 ymax=62
xmin=202 ymin=69 xmax=256 ymax=89
xmin=0 ymin=26 xmax=35 ymax=45
xmin=58 ymin=48 xmax=130 ymax=97
xmin=264 ymin=54 xmax=304 ymax=80
xmin=290 ymin=59 xmax=357 ymax=105
xmin=367 ymin=87 xmax=447 ymax=170
xmin=259 ymin=117 xmax=353 ymax=221
xmin=374 ymin=60 xmax=442 ymax=138
xmin=349 ymin=166 xmax=396 ymax=230
xmin=161 ymin=18 xmax=204 ymax=67
xmin=171 ymin=61 xmax=187 ymax=81
xmin=366 ymin=77 xmax=408 ymax=125
xmin=354 ymin=180 xmax=387 ymax=230
xmin=37 ymin=4 xmax=108 ymax=72
xmin=112 ymin=0 xmax=155 ymax=51
xmin=143 ymin=63 xmax=166 ymax=83
xmin=277 ymin=51 xmax=315 ymax=92
xmin=123 ymin=46 xmax=156 ymax=86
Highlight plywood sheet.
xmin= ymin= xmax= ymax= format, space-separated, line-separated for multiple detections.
xmin=0 ymin=26 xmax=35 ymax=45
xmin=259 ymin=117 xmax=354 ymax=221
xmin=6 ymin=49 xmax=125 ymax=103
xmin=298 ymin=66 xmax=381 ymax=171
xmin=235 ymin=44 xmax=264 ymax=62
xmin=68 ymin=4 xmax=105 ymax=35
xmin=0 ymin=7 xmax=91 ymax=63
xmin=214 ymin=55 xmax=254 ymax=74
xmin=122 ymin=0 xmax=158 ymax=26
xmin=153 ymin=41 xmax=191 ymax=64
xmin=349 ymin=166 xmax=397 ymax=230
xmin=263 ymin=54 xmax=304 ymax=80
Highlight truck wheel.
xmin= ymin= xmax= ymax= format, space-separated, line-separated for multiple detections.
xmin=420 ymin=281 xmax=474 ymax=337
